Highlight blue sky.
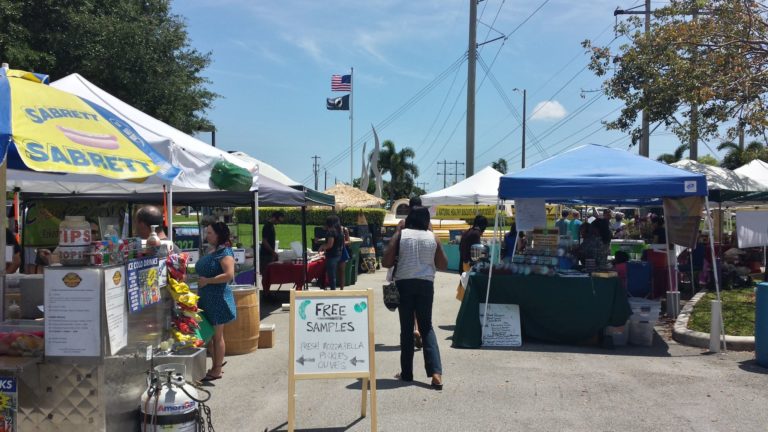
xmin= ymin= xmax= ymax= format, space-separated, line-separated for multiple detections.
xmin=174 ymin=0 xmax=715 ymax=192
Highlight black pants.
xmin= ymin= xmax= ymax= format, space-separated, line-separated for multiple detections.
xmin=396 ymin=278 xmax=442 ymax=381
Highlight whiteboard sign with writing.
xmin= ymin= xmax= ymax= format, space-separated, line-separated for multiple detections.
xmin=293 ymin=295 xmax=370 ymax=374
xmin=513 ymin=198 xmax=546 ymax=231
xmin=480 ymin=303 xmax=522 ymax=347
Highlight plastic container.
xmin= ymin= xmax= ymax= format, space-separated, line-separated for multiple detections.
xmin=59 ymin=215 xmax=91 ymax=265
xmin=628 ymin=297 xmax=661 ymax=323
xmin=103 ymin=225 xmax=120 ymax=247
xmin=604 ymin=320 xmax=629 ymax=346
xmin=147 ymin=225 xmax=161 ymax=247
xmin=0 ymin=320 xmax=44 ymax=356
xmin=629 ymin=318 xmax=655 ymax=346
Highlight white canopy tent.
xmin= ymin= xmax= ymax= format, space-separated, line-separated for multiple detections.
xmin=671 ymin=159 xmax=767 ymax=192
xmin=735 ymin=159 xmax=768 ymax=190
xmin=228 ymin=151 xmax=300 ymax=186
xmin=421 ymin=166 xmax=503 ymax=205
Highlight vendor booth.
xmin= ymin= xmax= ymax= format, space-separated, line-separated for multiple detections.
xmin=453 ymin=144 xmax=724 ymax=349
xmin=0 ymin=67 xmax=217 ymax=431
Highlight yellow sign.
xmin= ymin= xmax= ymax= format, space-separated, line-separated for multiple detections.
xmin=434 ymin=205 xmax=497 ymax=219
xmin=6 ymin=71 xmax=175 ymax=180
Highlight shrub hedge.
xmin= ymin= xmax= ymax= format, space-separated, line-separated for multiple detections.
xmin=234 ymin=207 xmax=386 ymax=226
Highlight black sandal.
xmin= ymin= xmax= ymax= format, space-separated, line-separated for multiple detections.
xmin=431 ymin=375 xmax=443 ymax=390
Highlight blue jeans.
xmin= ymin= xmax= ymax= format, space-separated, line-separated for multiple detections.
xmin=396 ymin=278 xmax=442 ymax=380
xmin=325 ymin=255 xmax=341 ymax=289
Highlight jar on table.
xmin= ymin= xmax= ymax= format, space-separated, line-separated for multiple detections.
xmin=59 ymin=216 xmax=91 ymax=266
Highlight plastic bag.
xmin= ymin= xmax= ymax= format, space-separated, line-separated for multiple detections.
xmin=210 ymin=160 xmax=253 ymax=192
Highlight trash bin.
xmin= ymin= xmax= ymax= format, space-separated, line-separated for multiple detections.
xmin=756 ymin=283 xmax=768 ymax=367
xmin=345 ymin=240 xmax=362 ymax=286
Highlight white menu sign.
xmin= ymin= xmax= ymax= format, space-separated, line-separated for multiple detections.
xmin=44 ymin=267 xmax=102 ymax=357
xmin=480 ymin=303 xmax=522 ymax=347
xmin=103 ymin=266 xmax=128 ymax=355
xmin=293 ymin=296 xmax=370 ymax=374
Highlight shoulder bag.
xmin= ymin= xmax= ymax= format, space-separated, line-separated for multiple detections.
xmin=383 ymin=236 xmax=401 ymax=311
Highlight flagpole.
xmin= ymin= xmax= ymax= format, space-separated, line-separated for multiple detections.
xmin=350 ymin=67 xmax=354 ymax=184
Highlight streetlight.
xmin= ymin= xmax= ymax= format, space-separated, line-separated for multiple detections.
xmin=512 ymin=88 xmax=527 ymax=169
xmin=197 ymin=127 xmax=216 ymax=147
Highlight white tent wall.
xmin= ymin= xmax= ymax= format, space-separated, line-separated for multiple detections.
xmin=735 ymin=159 xmax=768 ymax=189
xmin=421 ymin=166 xmax=503 ymax=206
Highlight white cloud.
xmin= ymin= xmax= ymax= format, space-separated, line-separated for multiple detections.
xmin=531 ymin=100 xmax=567 ymax=121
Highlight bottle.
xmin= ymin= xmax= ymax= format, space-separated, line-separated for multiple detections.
xmin=147 ymin=225 xmax=161 ymax=249
xmin=59 ymin=215 xmax=91 ymax=265
xmin=7 ymin=300 xmax=21 ymax=320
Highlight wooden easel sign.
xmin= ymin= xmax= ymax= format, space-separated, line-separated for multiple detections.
xmin=288 ymin=289 xmax=377 ymax=431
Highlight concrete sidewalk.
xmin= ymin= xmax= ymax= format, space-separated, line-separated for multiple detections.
xmin=203 ymin=270 xmax=768 ymax=432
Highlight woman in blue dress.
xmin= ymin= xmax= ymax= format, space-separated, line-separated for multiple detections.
xmin=196 ymin=222 xmax=236 ymax=381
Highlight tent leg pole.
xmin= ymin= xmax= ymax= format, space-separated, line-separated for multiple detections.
xmin=481 ymin=198 xmax=502 ymax=345
xmin=302 ymin=206 xmax=308 ymax=288
xmin=254 ymin=191 xmax=260 ymax=289
xmin=705 ymin=197 xmax=726 ymax=352
xmin=167 ymin=185 xmax=173 ymax=243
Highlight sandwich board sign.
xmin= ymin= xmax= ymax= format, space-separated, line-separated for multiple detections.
xmin=288 ymin=289 xmax=377 ymax=431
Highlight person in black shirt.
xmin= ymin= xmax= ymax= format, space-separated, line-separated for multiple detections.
xmin=459 ymin=215 xmax=488 ymax=267
xmin=259 ymin=211 xmax=285 ymax=274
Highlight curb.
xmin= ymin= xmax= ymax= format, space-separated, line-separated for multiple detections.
xmin=672 ymin=289 xmax=755 ymax=351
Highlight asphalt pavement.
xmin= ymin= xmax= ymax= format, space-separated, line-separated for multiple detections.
xmin=202 ymin=269 xmax=768 ymax=432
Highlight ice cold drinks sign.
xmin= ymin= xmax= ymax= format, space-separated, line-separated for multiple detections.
xmin=293 ymin=296 xmax=370 ymax=374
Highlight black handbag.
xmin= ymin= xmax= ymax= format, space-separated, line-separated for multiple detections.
xmin=383 ymin=236 xmax=400 ymax=311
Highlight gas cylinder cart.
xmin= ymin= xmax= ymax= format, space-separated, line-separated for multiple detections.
xmin=0 ymin=262 xmax=209 ymax=432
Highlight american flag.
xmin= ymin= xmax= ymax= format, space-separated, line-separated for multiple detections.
xmin=331 ymin=74 xmax=352 ymax=92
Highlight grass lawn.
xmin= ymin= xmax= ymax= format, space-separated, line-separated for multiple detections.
xmin=268 ymin=224 xmax=320 ymax=246
xmin=688 ymin=288 xmax=756 ymax=336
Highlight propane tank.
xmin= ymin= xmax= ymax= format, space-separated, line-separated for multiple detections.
xmin=140 ymin=363 xmax=199 ymax=431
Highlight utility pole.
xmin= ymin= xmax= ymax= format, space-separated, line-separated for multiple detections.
xmin=437 ymin=160 xmax=449 ymax=188
xmin=451 ymin=161 xmax=465 ymax=185
xmin=311 ymin=155 xmax=320 ymax=190
xmin=689 ymin=8 xmax=699 ymax=160
xmin=416 ymin=182 xmax=429 ymax=192
xmin=615 ymin=0 xmax=651 ymax=157
xmin=324 ymin=170 xmax=328 ymax=190
xmin=466 ymin=0 xmax=477 ymax=177
xmin=514 ymin=88 xmax=527 ymax=168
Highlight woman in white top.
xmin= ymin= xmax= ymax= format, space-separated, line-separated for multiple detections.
xmin=382 ymin=206 xmax=448 ymax=389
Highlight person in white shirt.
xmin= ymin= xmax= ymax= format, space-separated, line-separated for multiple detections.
xmin=382 ymin=206 xmax=448 ymax=390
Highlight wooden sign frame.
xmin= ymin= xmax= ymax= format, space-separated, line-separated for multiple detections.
xmin=288 ymin=289 xmax=377 ymax=431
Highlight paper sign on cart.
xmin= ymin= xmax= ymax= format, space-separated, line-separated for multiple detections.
xmin=293 ymin=296 xmax=370 ymax=374
xmin=480 ymin=303 xmax=522 ymax=347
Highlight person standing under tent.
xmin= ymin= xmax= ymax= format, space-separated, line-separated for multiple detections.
xmin=459 ymin=215 xmax=488 ymax=269
xmin=382 ymin=206 xmax=447 ymax=389
xmin=197 ymin=222 xmax=236 ymax=382
xmin=136 ymin=205 xmax=168 ymax=240
xmin=337 ymin=224 xmax=351 ymax=290
xmin=259 ymin=211 xmax=285 ymax=276
xmin=568 ymin=210 xmax=582 ymax=243
xmin=555 ymin=210 xmax=570 ymax=236
xmin=318 ymin=215 xmax=344 ymax=290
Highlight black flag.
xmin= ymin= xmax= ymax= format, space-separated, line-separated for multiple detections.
xmin=326 ymin=94 xmax=350 ymax=110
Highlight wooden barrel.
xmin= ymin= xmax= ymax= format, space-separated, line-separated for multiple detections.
xmin=223 ymin=285 xmax=260 ymax=355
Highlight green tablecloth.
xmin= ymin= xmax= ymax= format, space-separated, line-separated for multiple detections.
xmin=453 ymin=273 xmax=632 ymax=347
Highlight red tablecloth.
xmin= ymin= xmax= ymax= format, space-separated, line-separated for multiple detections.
xmin=262 ymin=258 xmax=326 ymax=292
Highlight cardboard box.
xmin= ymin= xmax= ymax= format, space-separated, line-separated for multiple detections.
xmin=259 ymin=323 xmax=276 ymax=349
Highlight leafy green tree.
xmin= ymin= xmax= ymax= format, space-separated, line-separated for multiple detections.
xmin=583 ymin=1 xmax=768 ymax=146
xmin=656 ymin=144 xmax=689 ymax=164
xmin=697 ymin=154 xmax=719 ymax=166
xmin=0 ymin=0 xmax=217 ymax=133
xmin=378 ymin=140 xmax=419 ymax=200
xmin=491 ymin=158 xmax=508 ymax=174
xmin=717 ymin=140 xmax=768 ymax=170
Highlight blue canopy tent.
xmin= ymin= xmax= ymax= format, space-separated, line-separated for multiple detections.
xmin=488 ymin=144 xmax=725 ymax=350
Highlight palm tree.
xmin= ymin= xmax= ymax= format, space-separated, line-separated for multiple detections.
xmin=377 ymin=140 xmax=419 ymax=201
xmin=490 ymin=158 xmax=508 ymax=174
xmin=717 ymin=140 xmax=767 ymax=170
xmin=717 ymin=141 xmax=768 ymax=170
xmin=656 ymin=144 xmax=688 ymax=164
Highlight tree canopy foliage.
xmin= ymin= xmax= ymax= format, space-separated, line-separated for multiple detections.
xmin=583 ymin=0 xmax=768 ymax=146
xmin=0 ymin=0 xmax=217 ymax=133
